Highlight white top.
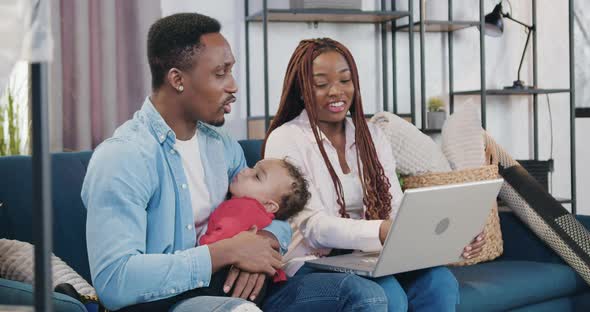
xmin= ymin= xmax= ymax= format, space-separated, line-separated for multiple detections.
xmin=265 ymin=110 xmax=403 ymax=276
xmin=341 ymin=173 xmax=364 ymax=219
xmin=175 ymin=130 xmax=211 ymax=241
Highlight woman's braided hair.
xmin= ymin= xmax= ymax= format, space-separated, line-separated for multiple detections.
xmin=262 ymin=38 xmax=392 ymax=220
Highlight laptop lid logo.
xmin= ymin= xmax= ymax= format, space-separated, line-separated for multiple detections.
xmin=435 ymin=218 xmax=450 ymax=235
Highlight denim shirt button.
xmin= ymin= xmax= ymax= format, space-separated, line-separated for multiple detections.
xmin=159 ymin=135 xmax=165 ymax=141
xmin=181 ymin=183 xmax=187 ymax=189
xmin=186 ymin=224 xmax=193 ymax=230
xmin=169 ymin=288 xmax=176 ymax=294
xmin=170 ymin=149 xmax=176 ymax=154
xmin=197 ymin=281 xmax=204 ymax=287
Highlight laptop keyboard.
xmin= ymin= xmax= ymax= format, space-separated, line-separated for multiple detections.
xmin=361 ymin=257 xmax=379 ymax=264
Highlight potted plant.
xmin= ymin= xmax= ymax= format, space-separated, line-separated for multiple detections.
xmin=0 ymin=86 xmax=29 ymax=156
xmin=427 ymin=97 xmax=446 ymax=129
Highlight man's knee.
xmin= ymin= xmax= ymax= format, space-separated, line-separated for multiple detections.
xmin=170 ymin=296 xmax=259 ymax=312
xmin=339 ymin=274 xmax=388 ymax=310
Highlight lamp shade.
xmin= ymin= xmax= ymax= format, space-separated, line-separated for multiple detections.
xmin=484 ymin=3 xmax=504 ymax=37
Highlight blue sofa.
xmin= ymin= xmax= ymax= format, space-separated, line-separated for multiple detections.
xmin=1 ymin=140 xmax=590 ymax=311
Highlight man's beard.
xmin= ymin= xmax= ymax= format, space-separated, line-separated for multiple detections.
xmin=209 ymin=118 xmax=225 ymax=127
xmin=206 ymin=110 xmax=226 ymax=127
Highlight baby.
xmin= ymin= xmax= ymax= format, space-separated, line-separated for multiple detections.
xmin=198 ymin=158 xmax=310 ymax=304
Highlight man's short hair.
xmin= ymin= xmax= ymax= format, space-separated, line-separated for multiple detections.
xmin=147 ymin=13 xmax=221 ymax=90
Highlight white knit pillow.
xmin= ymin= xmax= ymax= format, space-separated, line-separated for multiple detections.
xmin=370 ymin=112 xmax=451 ymax=175
xmin=0 ymin=238 xmax=96 ymax=296
xmin=441 ymin=107 xmax=485 ymax=170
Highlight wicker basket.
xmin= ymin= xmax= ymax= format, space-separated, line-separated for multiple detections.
xmin=403 ymin=165 xmax=503 ymax=266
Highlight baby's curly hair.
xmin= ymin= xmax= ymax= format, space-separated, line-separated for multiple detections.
xmin=275 ymin=159 xmax=311 ymax=221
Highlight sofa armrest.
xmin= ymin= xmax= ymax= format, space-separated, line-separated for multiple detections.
xmin=575 ymin=215 xmax=590 ymax=231
xmin=0 ymin=278 xmax=87 ymax=312
xmin=498 ymin=211 xmax=590 ymax=264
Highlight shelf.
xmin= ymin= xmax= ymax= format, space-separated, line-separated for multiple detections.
xmin=396 ymin=20 xmax=479 ymax=32
xmin=452 ymin=88 xmax=571 ymax=96
xmin=556 ymin=198 xmax=572 ymax=204
xmin=576 ymin=108 xmax=590 ymax=118
xmin=421 ymin=128 xmax=441 ymax=134
xmin=246 ymin=9 xmax=410 ymax=23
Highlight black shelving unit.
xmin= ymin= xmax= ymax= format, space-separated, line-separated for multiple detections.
xmin=452 ymin=88 xmax=571 ymax=95
xmin=244 ymin=0 xmax=413 ymax=138
xmin=245 ymin=9 xmax=409 ymax=23
xmin=577 ymin=107 xmax=590 ymax=117
xmin=406 ymin=0 xmax=576 ymax=213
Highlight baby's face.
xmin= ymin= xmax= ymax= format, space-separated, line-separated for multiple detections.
xmin=229 ymin=159 xmax=293 ymax=212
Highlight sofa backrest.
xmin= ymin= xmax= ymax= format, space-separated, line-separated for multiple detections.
xmin=0 ymin=140 xmax=264 ymax=285
xmin=0 ymin=151 xmax=93 ymax=282
xmin=239 ymin=139 xmax=263 ymax=168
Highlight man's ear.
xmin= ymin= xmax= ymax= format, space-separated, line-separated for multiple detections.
xmin=167 ymin=68 xmax=183 ymax=90
xmin=262 ymin=199 xmax=280 ymax=214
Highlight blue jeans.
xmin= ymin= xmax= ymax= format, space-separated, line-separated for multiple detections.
xmin=170 ymin=296 xmax=259 ymax=312
xmin=262 ymin=267 xmax=388 ymax=311
xmin=264 ymin=266 xmax=458 ymax=312
xmin=372 ymin=266 xmax=459 ymax=312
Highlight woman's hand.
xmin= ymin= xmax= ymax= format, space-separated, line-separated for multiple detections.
xmin=379 ymin=220 xmax=392 ymax=245
xmin=462 ymin=231 xmax=486 ymax=259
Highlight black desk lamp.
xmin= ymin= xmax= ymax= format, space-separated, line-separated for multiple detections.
xmin=484 ymin=2 xmax=535 ymax=89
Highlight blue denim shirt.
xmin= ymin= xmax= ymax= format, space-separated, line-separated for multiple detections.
xmin=81 ymin=97 xmax=291 ymax=310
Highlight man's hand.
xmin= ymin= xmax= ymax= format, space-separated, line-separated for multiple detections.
xmin=220 ymin=229 xmax=280 ymax=301
xmin=462 ymin=231 xmax=486 ymax=259
xmin=209 ymin=226 xmax=282 ymax=276
xmin=379 ymin=220 xmax=392 ymax=245
xmin=223 ymin=266 xmax=267 ymax=301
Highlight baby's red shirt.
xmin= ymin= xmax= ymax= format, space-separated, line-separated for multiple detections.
xmin=199 ymin=197 xmax=287 ymax=282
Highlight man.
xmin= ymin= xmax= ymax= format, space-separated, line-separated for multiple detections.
xmin=82 ymin=13 xmax=388 ymax=311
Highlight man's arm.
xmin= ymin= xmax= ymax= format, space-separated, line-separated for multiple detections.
xmin=83 ymin=140 xmax=218 ymax=310
xmin=84 ymin=139 xmax=281 ymax=310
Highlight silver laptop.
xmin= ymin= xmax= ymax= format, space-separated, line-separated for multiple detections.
xmin=305 ymin=179 xmax=504 ymax=277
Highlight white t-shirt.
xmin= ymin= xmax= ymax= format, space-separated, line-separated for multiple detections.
xmin=175 ymin=130 xmax=211 ymax=240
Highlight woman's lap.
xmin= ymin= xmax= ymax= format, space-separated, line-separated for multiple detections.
xmin=394 ymin=266 xmax=459 ymax=312
xmin=262 ymin=267 xmax=388 ymax=312
xmin=271 ymin=265 xmax=459 ymax=312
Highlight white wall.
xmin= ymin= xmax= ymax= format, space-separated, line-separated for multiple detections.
xmin=161 ymin=0 xmax=589 ymax=214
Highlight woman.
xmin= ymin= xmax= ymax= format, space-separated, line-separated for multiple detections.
xmin=263 ymin=38 xmax=486 ymax=311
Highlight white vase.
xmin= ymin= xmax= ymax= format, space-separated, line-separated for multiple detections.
xmin=427 ymin=111 xmax=446 ymax=129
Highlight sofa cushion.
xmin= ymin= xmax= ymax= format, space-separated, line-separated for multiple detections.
xmin=0 ymin=278 xmax=86 ymax=312
xmin=370 ymin=112 xmax=451 ymax=175
xmin=484 ymin=133 xmax=590 ymax=286
xmin=0 ymin=152 xmax=93 ymax=282
xmin=238 ymin=139 xmax=263 ymax=168
xmin=509 ymin=291 xmax=590 ymax=312
xmin=452 ymin=260 xmax=589 ymax=312
xmin=498 ymin=211 xmax=564 ymax=264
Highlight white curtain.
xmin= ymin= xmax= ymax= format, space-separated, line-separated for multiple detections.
xmin=0 ymin=0 xmax=53 ymax=91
